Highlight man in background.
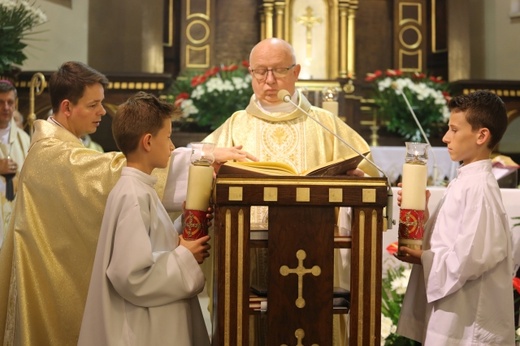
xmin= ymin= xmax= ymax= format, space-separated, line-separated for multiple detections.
xmin=0 ymin=80 xmax=30 ymax=246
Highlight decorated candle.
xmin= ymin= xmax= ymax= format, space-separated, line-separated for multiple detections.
xmin=183 ymin=142 xmax=215 ymax=240
xmin=321 ymin=101 xmax=338 ymax=116
xmin=401 ymin=163 xmax=427 ymax=210
xmin=322 ymin=86 xmax=340 ymax=116
xmin=185 ymin=163 xmax=214 ymax=211
xmin=398 ymin=142 xmax=428 ymax=254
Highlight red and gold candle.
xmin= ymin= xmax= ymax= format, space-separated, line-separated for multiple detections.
xmin=398 ymin=142 xmax=428 ymax=254
xmin=183 ymin=142 xmax=215 ymax=240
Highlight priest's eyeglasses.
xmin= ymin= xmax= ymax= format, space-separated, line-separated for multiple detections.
xmin=250 ymin=64 xmax=296 ymax=81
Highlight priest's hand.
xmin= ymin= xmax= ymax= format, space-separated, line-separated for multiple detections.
xmin=0 ymin=157 xmax=17 ymax=175
xmin=395 ymin=247 xmax=422 ymax=265
xmin=346 ymin=168 xmax=365 ymax=177
xmin=212 ymin=145 xmax=258 ymax=171
xmin=179 ymin=235 xmax=211 ymax=264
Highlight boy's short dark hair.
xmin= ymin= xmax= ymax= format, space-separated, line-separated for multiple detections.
xmin=113 ymin=91 xmax=177 ymax=155
xmin=448 ymin=90 xmax=508 ymax=149
xmin=49 ymin=61 xmax=109 ymax=114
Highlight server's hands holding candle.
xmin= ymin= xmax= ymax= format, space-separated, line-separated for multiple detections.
xmin=183 ymin=142 xmax=216 ymax=241
xmin=395 ymin=185 xmax=431 ymax=264
xmin=396 ymin=142 xmax=429 ymax=259
xmin=179 ymin=231 xmax=211 ymax=264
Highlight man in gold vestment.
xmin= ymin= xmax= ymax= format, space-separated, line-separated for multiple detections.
xmin=204 ymin=38 xmax=378 ymax=345
xmin=0 ymin=61 xmax=254 ymax=345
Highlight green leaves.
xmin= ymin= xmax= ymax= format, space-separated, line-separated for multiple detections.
xmin=381 ymin=264 xmax=417 ymax=345
xmin=366 ymin=69 xmax=451 ymax=141
xmin=0 ymin=0 xmax=47 ymax=74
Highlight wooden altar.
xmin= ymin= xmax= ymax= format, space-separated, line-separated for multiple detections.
xmin=211 ymin=175 xmax=388 ymax=345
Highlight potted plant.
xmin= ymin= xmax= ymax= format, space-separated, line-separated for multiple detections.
xmin=163 ymin=61 xmax=253 ymax=131
xmin=382 ymin=243 xmax=418 ymax=345
xmin=0 ymin=0 xmax=47 ymax=76
xmin=365 ymin=69 xmax=451 ymax=142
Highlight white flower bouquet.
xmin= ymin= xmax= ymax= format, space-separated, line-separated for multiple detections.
xmin=381 ymin=243 xmax=417 ymax=345
xmin=365 ymin=69 xmax=451 ymax=141
xmin=0 ymin=0 xmax=47 ymax=74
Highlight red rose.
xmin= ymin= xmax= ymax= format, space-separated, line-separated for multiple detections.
xmin=513 ymin=277 xmax=520 ymax=294
xmin=191 ymin=75 xmax=207 ymax=87
xmin=386 ymin=241 xmax=399 ymax=256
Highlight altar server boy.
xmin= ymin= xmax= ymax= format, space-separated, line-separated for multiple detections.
xmin=79 ymin=92 xmax=211 ymax=345
xmin=396 ymin=90 xmax=515 ymax=345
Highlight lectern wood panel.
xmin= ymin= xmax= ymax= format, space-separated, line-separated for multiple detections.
xmin=212 ymin=176 xmax=388 ymax=346
xmin=268 ymin=206 xmax=334 ymax=345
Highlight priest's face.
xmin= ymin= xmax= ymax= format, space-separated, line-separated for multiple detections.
xmin=249 ymin=42 xmax=301 ymax=106
xmin=66 ymin=83 xmax=106 ymax=138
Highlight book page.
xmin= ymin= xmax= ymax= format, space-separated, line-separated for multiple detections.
xmin=303 ymin=151 xmax=369 ymax=176
xmin=218 ymin=160 xmax=297 ymax=176
xmin=218 ymin=151 xmax=369 ymax=177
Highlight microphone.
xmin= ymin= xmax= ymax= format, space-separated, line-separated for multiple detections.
xmin=277 ymin=89 xmax=395 ymax=229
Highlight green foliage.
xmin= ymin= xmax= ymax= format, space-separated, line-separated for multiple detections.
xmin=0 ymin=0 xmax=47 ymax=74
xmin=381 ymin=264 xmax=417 ymax=346
xmin=513 ymin=216 xmax=520 ymax=229
xmin=365 ymin=69 xmax=451 ymax=141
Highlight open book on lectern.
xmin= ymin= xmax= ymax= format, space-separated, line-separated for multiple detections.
xmin=218 ymin=151 xmax=369 ymax=177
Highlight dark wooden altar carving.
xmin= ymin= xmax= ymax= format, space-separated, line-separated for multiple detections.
xmin=211 ymin=175 xmax=388 ymax=345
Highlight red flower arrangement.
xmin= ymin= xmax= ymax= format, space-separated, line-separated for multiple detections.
xmin=165 ymin=61 xmax=253 ymax=130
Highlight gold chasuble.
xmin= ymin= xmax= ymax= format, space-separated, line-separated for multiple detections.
xmin=0 ymin=120 xmax=167 ymax=345
xmin=205 ymin=90 xmax=377 ymax=345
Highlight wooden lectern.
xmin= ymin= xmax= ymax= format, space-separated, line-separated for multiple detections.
xmin=211 ymin=175 xmax=388 ymax=345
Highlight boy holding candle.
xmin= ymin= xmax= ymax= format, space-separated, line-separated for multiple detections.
xmin=78 ymin=92 xmax=211 ymax=345
xmin=396 ymin=90 xmax=515 ymax=345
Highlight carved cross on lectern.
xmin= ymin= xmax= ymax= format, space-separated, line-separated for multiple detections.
xmin=279 ymin=249 xmax=321 ymax=308
xmin=296 ymin=6 xmax=322 ymax=63
xmin=281 ymin=328 xmax=319 ymax=346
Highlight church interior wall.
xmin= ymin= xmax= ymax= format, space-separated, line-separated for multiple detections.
xmin=18 ymin=0 xmax=520 ymax=81
xmin=490 ymin=0 xmax=520 ymax=80
xmin=21 ymin=0 xmax=88 ymax=72
xmin=213 ymin=0 xmax=260 ymax=64
xmin=354 ymin=0 xmax=393 ymax=79
xmin=467 ymin=0 xmax=487 ymax=80
xmin=88 ymin=0 xmax=164 ymax=73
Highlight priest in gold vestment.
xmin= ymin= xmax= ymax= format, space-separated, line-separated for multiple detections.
xmin=0 ymin=62 xmax=253 ymax=345
xmin=204 ymin=38 xmax=378 ymax=345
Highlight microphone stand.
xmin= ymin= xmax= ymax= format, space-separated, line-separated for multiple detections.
xmin=278 ymin=90 xmax=395 ymax=229
xmin=398 ymin=91 xmax=440 ymax=186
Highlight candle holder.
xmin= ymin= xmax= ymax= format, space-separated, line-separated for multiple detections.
xmin=398 ymin=142 xmax=428 ymax=255
xmin=321 ymin=86 xmax=340 ymax=117
xmin=183 ymin=142 xmax=215 ymax=240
